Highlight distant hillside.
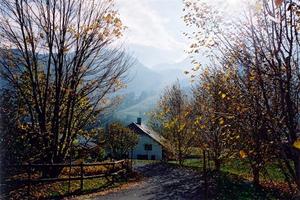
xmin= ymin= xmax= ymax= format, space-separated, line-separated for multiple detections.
xmin=102 ymin=58 xmax=190 ymax=125
xmin=152 ymin=58 xmax=192 ymax=71
xmin=124 ymin=60 xmax=162 ymax=95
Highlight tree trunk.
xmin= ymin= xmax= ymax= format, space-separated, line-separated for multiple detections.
xmin=214 ymin=158 xmax=221 ymax=172
xmin=178 ymin=139 xmax=183 ymax=166
xmin=294 ymin=157 xmax=300 ymax=191
xmin=252 ymin=165 xmax=260 ymax=186
xmin=41 ymin=165 xmax=63 ymax=178
xmin=178 ymin=150 xmax=183 ymax=166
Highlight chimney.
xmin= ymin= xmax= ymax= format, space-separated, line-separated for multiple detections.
xmin=137 ymin=117 xmax=142 ymax=125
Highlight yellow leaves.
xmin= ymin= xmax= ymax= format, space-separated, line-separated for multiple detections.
xmin=194 ymin=116 xmax=203 ymax=126
xmin=204 ymin=36 xmax=215 ymax=47
xmin=179 ymin=124 xmax=186 ymax=132
xmin=102 ymin=28 xmax=110 ymax=37
xmin=218 ymin=91 xmax=226 ymax=99
xmin=193 ymin=63 xmax=201 ymax=70
xmin=114 ymin=18 xmax=122 ymax=28
xmin=184 ymin=111 xmax=190 ymax=117
xmin=63 ymin=47 xmax=69 ymax=53
xmin=103 ymin=13 xmax=113 ymax=23
xmin=249 ymin=75 xmax=255 ymax=81
xmin=293 ymin=139 xmax=300 ymax=150
xmin=18 ymin=123 xmax=29 ymax=131
xmin=219 ymin=117 xmax=224 ymax=125
xmin=254 ymin=2 xmax=263 ymax=11
xmin=227 ymin=115 xmax=235 ymax=119
xmin=113 ymin=28 xmax=122 ymax=38
xmin=239 ymin=150 xmax=247 ymax=159
xmin=90 ymin=21 xmax=100 ymax=30
xmin=25 ymin=35 xmax=34 ymax=43
xmin=113 ymin=79 xmax=126 ymax=90
xmin=203 ymin=82 xmax=210 ymax=90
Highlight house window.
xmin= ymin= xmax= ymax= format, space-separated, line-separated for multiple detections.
xmin=144 ymin=144 xmax=152 ymax=151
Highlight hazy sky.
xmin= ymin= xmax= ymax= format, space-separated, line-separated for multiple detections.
xmin=116 ymin=0 xmax=250 ymax=68
xmin=117 ymin=0 xmax=188 ymax=68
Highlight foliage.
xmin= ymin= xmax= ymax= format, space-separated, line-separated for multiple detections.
xmin=105 ymin=122 xmax=138 ymax=160
xmin=182 ymin=0 xmax=300 ymax=192
xmin=150 ymin=81 xmax=196 ymax=165
xmin=0 ymin=0 xmax=131 ymax=176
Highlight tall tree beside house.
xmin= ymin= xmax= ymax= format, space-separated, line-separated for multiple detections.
xmin=151 ymin=81 xmax=195 ymax=165
xmin=105 ymin=122 xmax=138 ymax=160
xmin=192 ymin=68 xmax=238 ymax=172
xmin=0 ymin=0 xmax=131 ymax=177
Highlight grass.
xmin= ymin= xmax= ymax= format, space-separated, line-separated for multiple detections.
xmin=211 ymin=172 xmax=289 ymax=200
xmin=169 ymin=158 xmax=292 ymax=199
xmin=5 ymin=161 xmax=134 ymax=199
xmin=171 ymin=158 xmax=286 ymax=182
xmin=6 ymin=176 xmax=121 ymax=199
xmin=221 ymin=159 xmax=286 ymax=182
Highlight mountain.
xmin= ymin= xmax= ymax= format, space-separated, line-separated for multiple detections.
xmin=124 ymin=60 xmax=162 ymax=95
xmin=152 ymin=58 xmax=192 ymax=71
xmin=126 ymin=44 xmax=186 ymax=67
xmin=103 ymin=58 xmax=191 ymax=125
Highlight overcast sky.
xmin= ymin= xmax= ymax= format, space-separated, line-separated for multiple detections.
xmin=116 ymin=0 xmax=250 ymax=68
xmin=117 ymin=0 xmax=188 ymax=68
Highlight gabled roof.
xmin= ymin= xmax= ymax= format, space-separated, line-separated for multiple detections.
xmin=128 ymin=123 xmax=167 ymax=148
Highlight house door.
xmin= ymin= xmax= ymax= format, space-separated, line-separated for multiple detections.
xmin=151 ymin=155 xmax=156 ymax=160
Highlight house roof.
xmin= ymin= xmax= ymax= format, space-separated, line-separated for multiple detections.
xmin=128 ymin=123 xmax=168 ymax=148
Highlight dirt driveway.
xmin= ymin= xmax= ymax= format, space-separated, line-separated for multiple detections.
xmin=88 ymin=163 xmax=204 ymax=200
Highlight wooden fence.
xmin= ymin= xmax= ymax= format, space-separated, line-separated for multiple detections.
xmin=3 ymin=159 xmax=129 ymax=197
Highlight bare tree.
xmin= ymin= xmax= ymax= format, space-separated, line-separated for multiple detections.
xmin=0 ymin=0 xmax=131 ymax=177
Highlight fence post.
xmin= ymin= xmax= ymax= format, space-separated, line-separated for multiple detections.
xmin=27 ymin=162 xmax=31 ymax=198
xmin=68 ymin=159 xmax=71 ymax=193
xmin=203 ymin=150 xmax=208 ymax=200
xmin=80 ymin=162 xmax=84 ymax=191
xmin=130 ymin=149 xmax=133 ymax=171
xmin=112 ymin=162 xmax=115 ymax=183
xmin=123 ymin=160 xmax=128 ymax=181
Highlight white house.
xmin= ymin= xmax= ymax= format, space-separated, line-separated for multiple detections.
xmin=128 ymin=118 xmax=167 ymax=160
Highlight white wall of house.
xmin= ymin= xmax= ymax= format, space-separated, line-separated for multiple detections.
xmin=130 ymin=133 xmax=162 ymax=160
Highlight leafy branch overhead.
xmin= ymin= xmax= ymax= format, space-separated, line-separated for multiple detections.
xmin=0 ymin=0 xmax=131 ymax=176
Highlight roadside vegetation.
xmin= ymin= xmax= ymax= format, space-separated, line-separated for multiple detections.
xmin=149 ymin=0 xmax=300 ymax=198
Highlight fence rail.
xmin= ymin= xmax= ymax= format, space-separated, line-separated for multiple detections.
xmin=3 ymin=159 xmax=129 ymax=197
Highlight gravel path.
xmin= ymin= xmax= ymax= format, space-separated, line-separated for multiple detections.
xmin=91 ymin=163 xmax=204 ymax=200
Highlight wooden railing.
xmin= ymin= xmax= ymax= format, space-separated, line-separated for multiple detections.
xmin=3 ymin=159 xmax=129 ymax=197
